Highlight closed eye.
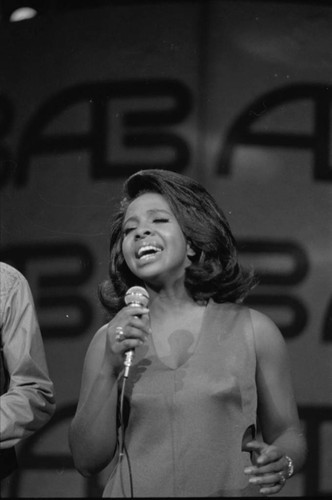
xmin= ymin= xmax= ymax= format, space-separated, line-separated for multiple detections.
xmin=123 ymin=218 xmax=169 ymax=236
xmin=153 ymin=218 xmax=169 ymax=223
xmin=123 ymin=227 xmax=136 ymax=236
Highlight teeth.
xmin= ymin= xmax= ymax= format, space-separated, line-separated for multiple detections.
xmin=137 ymin=245 xmax=161 ymax=258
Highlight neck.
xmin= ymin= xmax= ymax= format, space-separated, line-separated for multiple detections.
xmin=145 ymin=283 xmax=194 ymax=311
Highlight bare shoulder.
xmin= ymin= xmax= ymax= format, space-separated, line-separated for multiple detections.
xmin=91 ymin=323 xmax=109 ymax=343
xmin=248 ymin=308 xmax=288 ymax=360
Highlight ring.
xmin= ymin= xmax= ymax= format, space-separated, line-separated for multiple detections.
xmin=115 ymin=326 xmax=125 ymax=342
xmin=279 ymin=472 xmax=286 ymax=485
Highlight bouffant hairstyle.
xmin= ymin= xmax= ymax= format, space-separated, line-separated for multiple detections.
xmin=99 ymin=169 xmax=257 ymax=314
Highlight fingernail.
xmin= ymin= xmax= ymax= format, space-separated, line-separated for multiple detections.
xmin=249 ymin=478 xmax=258 ymax=484
xmin=244 ymin=467 xmax=253 ymax=474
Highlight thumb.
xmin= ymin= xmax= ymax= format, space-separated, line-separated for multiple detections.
xmin=244 ymin=440 xmax=270 ymax=465
xmin=243 ymin=439 xmax=267 ymax=454
xmin=246 ymin=440 xmax=281 ymax=466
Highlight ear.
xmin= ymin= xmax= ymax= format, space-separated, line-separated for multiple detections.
xmin=186 ymin=240 xmax=196 ymax=257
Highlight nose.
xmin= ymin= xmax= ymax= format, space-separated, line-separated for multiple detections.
xmin=134 ymin=225 xmax=152 ymax=240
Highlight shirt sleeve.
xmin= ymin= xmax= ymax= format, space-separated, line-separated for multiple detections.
xmin=0 ymin=267 xmax=56 ymax=449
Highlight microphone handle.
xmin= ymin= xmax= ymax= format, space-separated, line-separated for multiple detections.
xmin=124 ymin=350 xmax=134 ymax=378
xmin=123 ymin=303 xmax=141 ymax=378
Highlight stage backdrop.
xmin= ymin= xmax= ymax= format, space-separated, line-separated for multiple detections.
xmin=0 ymin=1 xmax=331 ymax=497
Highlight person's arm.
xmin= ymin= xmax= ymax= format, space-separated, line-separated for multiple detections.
xmin=68 ymin=325 xmax=120 ymax=477
xmin=69 ymin=304 xmax=150 ymax=477
xmin=244 ymin=308 xmax=307 ymax=495
xmin=0 ymin=268 xmax=55 ymax=449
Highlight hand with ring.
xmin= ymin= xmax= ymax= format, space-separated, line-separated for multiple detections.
xmin=244 ymin=440 xmax=294 ymax=495
xmin=106 ymin=303 xmax=150 ymax=370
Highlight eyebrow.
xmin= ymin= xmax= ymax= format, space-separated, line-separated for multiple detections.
xmin=123 ymin=208 xmax=171 ymax=226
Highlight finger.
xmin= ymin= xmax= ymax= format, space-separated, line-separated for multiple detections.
xmin=114 ymin=326 xmax=126 ymax=343
xmin=113 ymin=335 xmax=145 ymax=355
xmin=125 ymin=325 xmax=149 ymax=343
xmin=259 ymin=473 xmax=286 ymax=495
xmin=114 ymin=323 xmax=147 ymax=342
xmin=244 ymin=448 xmax=284 ymax=477
xmin=259 ymin=483 xmax=283 ymax=495
xmin=245 ymin=440 xmax=268 ymax=454
xmin=111 ymin=325 xmax=145 ymax=355
xmin=125 ymin=306 xmax=150 ymax=317
xmin=128 ymin=314 xmax=150 ymax=332
xmin=248 ymin=471 xmax=287 ymax=495
xmin=249 ymin=471 xmax=283 ymax=484
xmin=256 ymin=446 xmax=282 ymax=466
xmin=245 ymin=442 xmax=282 ymax=466
xmin=245 ymin=457 xmax=285 ymax=478
xmin=120 ymin=338 xmax=146 ymax=353
xmin=245 ymin=440 xmax=268 ymax=464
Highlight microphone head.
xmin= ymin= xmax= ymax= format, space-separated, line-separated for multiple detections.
xmin=125 ymin=286 xmax=149 ymax=308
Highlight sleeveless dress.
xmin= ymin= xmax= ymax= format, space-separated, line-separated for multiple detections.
xmin=103 ymin=301 xmax=259 ymax=497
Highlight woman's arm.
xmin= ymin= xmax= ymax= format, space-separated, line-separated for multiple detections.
xmin=68 ymin=305 xmax=150 ymax=477
xmin=244 ymin=308 xmax=307 ymax=495
xmin=68 ymin=325 xmax=120 ymax=476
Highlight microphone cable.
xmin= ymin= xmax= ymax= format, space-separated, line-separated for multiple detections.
xmin=118 ymin=373 xmax=134 ymax=498
xmin=116 ymin=286 xmax=149 ymax=498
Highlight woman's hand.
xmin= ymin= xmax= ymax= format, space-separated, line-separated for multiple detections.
xmin=244 ymin=440 xmax=293 ymax=495
xmin=106 ymin=305 xmax=150 ymax=372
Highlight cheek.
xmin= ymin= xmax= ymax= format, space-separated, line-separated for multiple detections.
xmin=122 ymin=241 xmax=139 ymax=277
xmin=172 ymin=236 xmax=190 ymax=264
xmin=121 ymin=240 xmax=131 ymax=265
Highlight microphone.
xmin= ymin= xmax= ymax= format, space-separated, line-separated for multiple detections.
xmin=123 ymin=286 xmax=150 ymax=378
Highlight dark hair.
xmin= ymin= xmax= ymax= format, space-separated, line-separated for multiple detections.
xmin=99 ymin=169 xmax=257 ymax=314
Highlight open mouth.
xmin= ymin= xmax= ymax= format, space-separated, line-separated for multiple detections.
xmin=136 ymin=244 xmax=162 ymax=260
